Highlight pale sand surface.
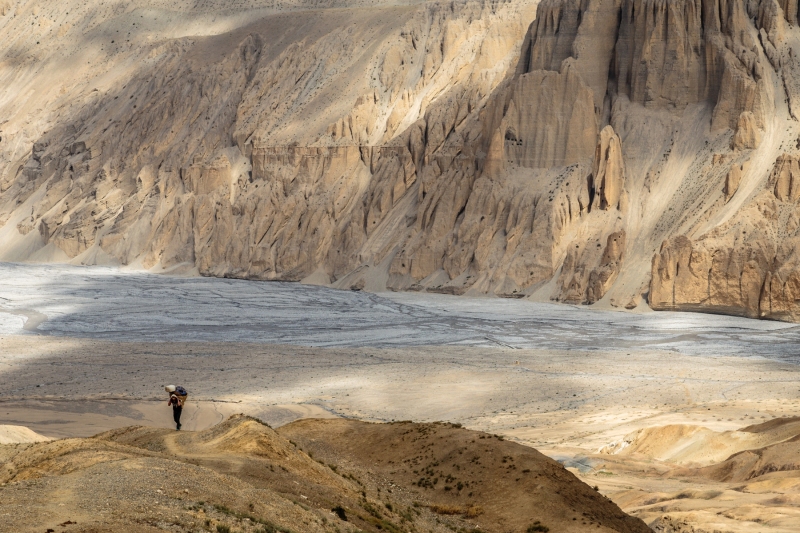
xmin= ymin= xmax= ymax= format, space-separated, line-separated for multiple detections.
xmin=0 ymin=399 xmax=336 ymax=438
xmin=0 ymin=424 xmax=50 ymax=444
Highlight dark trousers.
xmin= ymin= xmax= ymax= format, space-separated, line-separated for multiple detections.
xmin=173 ymin=405 xmax=182 ymax=425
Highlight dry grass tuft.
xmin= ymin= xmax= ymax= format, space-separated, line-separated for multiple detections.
xmin=428 ymin=504 xmax=484 ymax=518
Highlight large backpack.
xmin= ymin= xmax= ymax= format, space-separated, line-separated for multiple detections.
xmin=175 ymin=386 xmax=188 ymax=397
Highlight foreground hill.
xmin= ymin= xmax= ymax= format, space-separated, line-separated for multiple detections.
xmin=6 ymin=0 xmax=800 ymax=321
xmin=279 ymin=418 xmax=650 ymax=532
xmin=0 ymin=415 xmax=649 ymax=532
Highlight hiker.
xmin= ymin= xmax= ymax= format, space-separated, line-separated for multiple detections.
xmin=165 ymin=385 xmax=188 ymax=430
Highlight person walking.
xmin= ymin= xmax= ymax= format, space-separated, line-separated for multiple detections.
xmin=165 ymin=385 xmax=188 ymax=430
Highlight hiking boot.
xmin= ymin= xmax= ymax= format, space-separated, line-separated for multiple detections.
xmin=177 ymin=423 xmax=181 ymax=430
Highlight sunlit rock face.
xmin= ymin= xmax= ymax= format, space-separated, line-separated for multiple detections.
xmin=4 ymin=0 xmax=800 ymax=320
xmin=649 ymin=153 xmax=800 ymax=322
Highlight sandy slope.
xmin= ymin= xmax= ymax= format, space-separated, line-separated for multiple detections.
xmin=0 ymin=424 xmax=49 ymax=444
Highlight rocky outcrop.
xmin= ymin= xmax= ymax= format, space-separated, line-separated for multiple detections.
xmin=770 ymin=153 xmax=800 ymax=202
xmin=778 ymin=0 xmax=800 ymax=24
xmin=558 ymin=230 xmax=626 ymax=304
xmin=485 ymin=65 xmax=598 ymax=174
xmin=724 ymin=161 xmax=749 ymax=201
xmin=649 ymin=230 xmax=800 ymax=321
xmin=586 ymin=231 xmax=626 ymax=303
xmin=0 ymin=0 xmax=537 ymax=280
xmin=731 ymin=111 xmax=762 ymax=150
xmin=591 ymin=126 xmax=625 ymax=211
xmin=651 ymin=155 xmax=800 ymax=321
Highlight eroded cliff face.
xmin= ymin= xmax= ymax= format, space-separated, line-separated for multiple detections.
xmin=650 ymin=153 xmax=800 ymax=321
xmin=398 ymin=0 xmax=788 ymax=303
xmin=643 ymin=0 xmax=800 ymax=321
xmin=0 ymin=0 xmax=536 ymax=283
xmin=4 ymin=0 xmax=800 ymax=320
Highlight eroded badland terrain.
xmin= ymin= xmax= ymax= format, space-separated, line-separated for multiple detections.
xmin=7 ymin=0 xmax=800 ymax=532
xmin=7 ymin=0 xmax=800 ymax=321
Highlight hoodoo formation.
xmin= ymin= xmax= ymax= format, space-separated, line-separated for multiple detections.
xmin=4 ymin=0 xmax=800 ymax=320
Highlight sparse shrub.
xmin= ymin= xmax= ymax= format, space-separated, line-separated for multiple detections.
xmin=463 ymin=506 xmax=484 ymax=518
xmin=258 ymin=522 xmax=292 ymax=533
xmin=210 ymin=503 xmax=292 ymax=533
xmin=332 ymin=505 xmax=348 ymax=521
xmin=527 ymin=521 xmax=549 ymax=532
xmin=428 ymin=504 xmax=483 ymax=518
xmin=399 ymin=507 xmax=415 ymax=522
xmin=362 ymin=501 xmax=383 ymax=519
xmin=429 ymin=504 xmax=461 ymax=515
xmin=216 ymin=525 xmax=231 ymax=533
